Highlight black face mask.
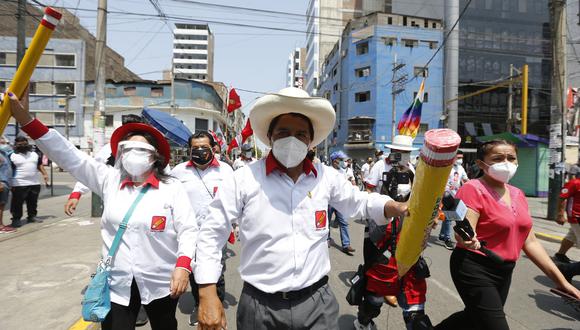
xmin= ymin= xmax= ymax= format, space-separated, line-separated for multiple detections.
xmin=191 ymin=147 xmax=213 ymax=165
xmin=15 ymin=145 xmax=32 ymax=153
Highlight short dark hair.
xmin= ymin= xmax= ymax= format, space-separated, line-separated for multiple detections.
xmin=267 ymin=113 xmax=314 ymax=140
xmin=476 ymin=139 xmax=517 ymax=161
xmin=14 ymin=136 xmax=28 ymax=143
xmin=189 ymin=131 xmax=216 ymax=148
xmin=122 ymin=114 xmax=145 ymax=125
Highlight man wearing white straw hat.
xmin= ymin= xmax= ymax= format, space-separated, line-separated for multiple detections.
xmin=195 ymin=87 xmax=408 ymax=330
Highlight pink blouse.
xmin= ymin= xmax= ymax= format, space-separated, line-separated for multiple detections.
xmin=455 ymin=179 xmax=533 ymax=262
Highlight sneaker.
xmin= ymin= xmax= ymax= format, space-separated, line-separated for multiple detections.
xmin=10 ymin=219 xmax=22 ymax=228
xmin=27 ymin=217 xmax=43 ymax=223
xmin=189 ymin=306 xmax=198 ymax=326
xmin=135 ymin=306 xmax=148 ymax=326
xmin=353 ymin=319 xmax=376 ymax=330
xmin=444 ymin=240 xmax=455 ymax=250
xmin=554 ymin=253 xmax=572 ymax=264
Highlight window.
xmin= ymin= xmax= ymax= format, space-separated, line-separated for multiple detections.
xmin=0 ymin=81 xmax=6 ymax=93
xmin=332 ymin=65 xmax=338 ymax=77
xmin=432 ymin=22 xmax=437 ymax=29
xmin=388 ymin=17 xmax=393 ymax=25
xmin=414 ymin=92 xmax=429 ymax=102
xmin=384 ymin=37 xmax=397 ymax=46
xmin=33 ymin=112 xmax=54 ymax=125
xmin=429 ymin=41 xmax=438 ymax=49
xmin=55 ymin=54 xmax=75 ymax=67
xmin=106 ymin=87 xmax=117 ymax=96
xmin=403 ymin=39 xmax=418 ymax=48
xmin=355 ymin=91 xmax=371 ymax=102
xmin=54 ymin=112 xmax=75 ymax=126
xmin=356 ymin=41 xmax=369 ymax=55
xmin=123 ymin=86 xmax=137 ymax=96
xmin=195 ymin=118 xmax=209 ymax=132
xmin=150 ymin=87 xmax=164 ymax=97
xmin=424 ymin=21 xmax=429 ymax=28
xmin=105 ymin=115 xmax=114 ymax=127
xmin=403 ymin=17 xmax=408 ymax=26
xmin=55 ymin=82 xmax=75 ymax=95
xmin=333 ymin=83 xmax=338 ymax=91
xmin=30 ymin=82 xmax=53 ymax=95
xmin=414 ymin=67 xmax=429 ymax=77
xmin=418 ymin=123 xmax=429 ymax=135
xmin=0 ymin=52 xmax=16 ymax=65
xmin=355 ymin=66 xmax=371 ymax=77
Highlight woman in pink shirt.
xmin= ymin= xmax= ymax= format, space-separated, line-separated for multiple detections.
xmin=436 ymin=140 xmax=580 ymax=330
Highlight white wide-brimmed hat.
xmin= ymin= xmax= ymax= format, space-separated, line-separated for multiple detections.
xmin=385 ymin=135 xmax=419 ymax=151
xmin=249 ymin=87 xmax=336 ymax=147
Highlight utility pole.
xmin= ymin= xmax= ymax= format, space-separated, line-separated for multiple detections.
xmin=547 ymin=0 xmax=567 ymax=220
xmin=92 ymin=0 xmax=107 ymax=217
xmin=391 ymin=54 xmax=406 ymax=142
xmin=507 ymin=64 xmax=514 ymax=132
xmin=15 ymin=0 xmax=26 ymax=137
xmin=444 ymin=0 xmax=459 ymax=131
xmin=64 ymin=86 xmax=72 ymax=140
xmin=170 ymin=59 xmax=176 ymax=117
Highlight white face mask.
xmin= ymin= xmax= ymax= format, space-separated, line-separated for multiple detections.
xmin=397 ymin=183 xmax=412 ymax=199
xmin=272 ymin=136 xmax=309 ymax=168
xmin=122 ymin=149 xmax=153 ymax=178
xmin=484 ymin=161 xmax=518 ymax=183
xmin=245 ymin=151 xmax=253 ymax=158
xmin=455 ymin=158 xmax=463 ymax=166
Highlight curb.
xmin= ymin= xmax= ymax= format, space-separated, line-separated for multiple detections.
xmin=534 ymin=231 xmax=564 ymax=243
xmin=68 ymin=318 xmax=99 ymax=330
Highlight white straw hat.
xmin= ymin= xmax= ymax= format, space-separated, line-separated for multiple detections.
xmin=385 ymin=135 xmax=419 ymax=151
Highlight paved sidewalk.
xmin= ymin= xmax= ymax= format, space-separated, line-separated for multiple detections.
xmin=527 ymin=197 xmax=571 ymax=243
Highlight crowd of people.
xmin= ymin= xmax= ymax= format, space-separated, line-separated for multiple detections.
xmin=2 ymin=86 xmax=580 ymax=330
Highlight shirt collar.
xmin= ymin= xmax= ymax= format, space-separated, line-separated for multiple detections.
xmin=185 ymin=156 xmax=220 ymax=169
xmin=265 ymin=152 xmax=317 ymax=178
xmin=120 ymin=172 xmax=160 ymax=189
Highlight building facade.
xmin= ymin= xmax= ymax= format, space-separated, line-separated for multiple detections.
xmin=305 ymin=0 xmax=390 ymax=96
xmin=286 ymin=47 xmax=306 ymax=88
xmin=0 ymin=37 xmax=85 ymax=145
xmin=173 ymin=23 xmax=214 ymax=81
xmin=318 ymin=12 xmax=444 ymax=160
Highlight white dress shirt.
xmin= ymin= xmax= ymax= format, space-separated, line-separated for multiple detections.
xmin=22 ymin=120 xmax=198 ymax=306
xmin=171 ymin=158 xmax=234 ymax=227
xmin=232 ymin=157 xmax=255 ymax=170
xmin=195 ymin=153 xmax=392 ymax=293
xmin=361 ymin=162 xmax=371 ymax=180
xmin=10 ymin=151 xmax=40 ymax=186
xmin=70 ymin=143 xmax=112 ymax=197
xmin=365 ymin=159 xmax=415 ymax=193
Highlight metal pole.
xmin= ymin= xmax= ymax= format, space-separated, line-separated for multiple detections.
xmin=92 ymin=0 xmax=107 ymax=218
xmin=15 ymin=0 xmax=26 ymax=137
xmin=64 ymin=87 xmax=71 ymax=140
xmin=444 ymin=0 xmax=460 ymax=131
xmin=507 ymin=64 xmax=514 ymax=132
xmin=170 ymin=58 xmax=176 ymax=116
xmin=521 ymin=64 xmax=529 ymax=134
xmin=547 ymin=0 xmax=567 ymax=220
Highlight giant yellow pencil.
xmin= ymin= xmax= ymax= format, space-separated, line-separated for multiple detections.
xmin=396 ymin=129 xmax=461 ymax=277
xmin=0 ymin=7 xmax=62 ymax=134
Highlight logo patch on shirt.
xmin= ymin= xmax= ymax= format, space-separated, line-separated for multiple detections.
xmin=213 ymin=186 xmax=218 ymax=197
xmin=151 ymin=216 xmax=167 ymax=232
xmin=562 ymin=188 xmax=569 ymax=194
xmin=315 ymin=210 xmax=327 ymax=230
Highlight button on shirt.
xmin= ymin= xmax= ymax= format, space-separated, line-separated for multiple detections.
xmin=10 ymin=151 xmax=41 ymax=186
xmin=21 ymin=120 xmax=198 ymax=306
xmin=171 ymin=158 xmax=234 ymax=227
xmin=195 ymin=153 xmax=392 ymax=293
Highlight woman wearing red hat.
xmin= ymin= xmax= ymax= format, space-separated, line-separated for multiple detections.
xmin=6 ymin=91 xmax=197 ymax=330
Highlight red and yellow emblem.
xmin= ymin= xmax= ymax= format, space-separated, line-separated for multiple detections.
xmin=315 ymin=210 xmax=327 ymax=230
xmin=151 ymin=216 xmax=167 ymax=232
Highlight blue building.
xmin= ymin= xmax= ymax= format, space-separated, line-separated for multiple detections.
xmin=318 ymin=12 xmax=444 ymax=160
xmin=0 ymin=37 xmax=85 ymax=144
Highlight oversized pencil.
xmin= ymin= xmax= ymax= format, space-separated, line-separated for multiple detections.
xmin=395 ymin=129 xmax=461 ymax=277
xmin=0 ymin=7 xmax=62 ymax=134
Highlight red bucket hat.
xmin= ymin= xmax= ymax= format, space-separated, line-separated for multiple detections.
xmin=110 ymin=123 xmax=171 ymax=167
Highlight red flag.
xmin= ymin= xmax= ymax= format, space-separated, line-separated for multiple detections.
xmin=227 ymin=88 xmax=242 ymax=113
xmin=241 ymin=119 xmax=253 ymax=141
xmin=226 ymin=119 xmax=253 ymax=153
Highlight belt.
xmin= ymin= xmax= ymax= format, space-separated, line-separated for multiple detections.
xmin=244 ymin=276 xmax=329 ymax=301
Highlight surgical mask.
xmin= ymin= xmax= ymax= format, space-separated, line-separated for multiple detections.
xmin=455 ymin=158 xmax=463 ymax=166
xmin=484 ymin=161 xmax=518 ymax=183
xmin=244 ymin=151 xmax=253 ymax=158
xmin=191 ymin=147 xmax=213 ymax=166
xmin=400 ymin=153 xmax=410 ymax=165
xmin=272 ymin=136 xmax=308 ymax=168
xmin=339 ymin=160 xmax=347 ymax=169
xmin=397 ymin=183 xmax=412 ymax=200
xmin=122 ymin=149 xmax=153 ymax=178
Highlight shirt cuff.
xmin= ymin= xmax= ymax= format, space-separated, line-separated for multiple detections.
xmin=175 ymin=255 xmax=192 ymax=273
xmin=367 ymin=193 xmax=392 ymax=226
xmin=21 ymin=119 xmax=49 ymax=140
xmin=194 ymin=262 xmax=223 ymax=284
xmin=68 ymin=191 xmax=82 ymax=200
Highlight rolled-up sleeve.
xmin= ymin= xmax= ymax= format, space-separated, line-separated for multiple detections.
xmin=328 ymin=166 xmax=392 ymax=226
xmin=194 ymin=172 xmax=240 ymax=284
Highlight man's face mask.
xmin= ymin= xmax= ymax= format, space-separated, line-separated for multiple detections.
xmin=272 ymin=136 xmax=309 ymax=168
xmin=191 ymin=146 xmax=213 ymax=166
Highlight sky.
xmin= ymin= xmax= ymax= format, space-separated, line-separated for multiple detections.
xmin=44 ymin=0 xmax=309 ymax=113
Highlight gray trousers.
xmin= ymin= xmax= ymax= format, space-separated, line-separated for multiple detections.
xmin=236 ymin=282 xmax=339 ymax=330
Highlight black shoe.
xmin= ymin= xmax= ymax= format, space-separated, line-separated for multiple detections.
xmin=557 ymin=263 xmax=574 ymax=283
xmin=27 ymin=217 xmax=43 ymax=223
xmin=444 ymin=240 xmax=455 ymax=250
xmin=189 ymin=306 xmax=198 ymax=326
xmin=554 ymin=253 xmax=572 ymax=264
xmin=342 ymin=246 xmax=356 ymax=255
xmin=10 ymin=219 xmax=22 ymax=228
xmin=135 ymin=306 xmax=148 ymax=326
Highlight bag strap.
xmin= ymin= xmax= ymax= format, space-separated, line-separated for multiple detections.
xmin=107 ymin=184 xmax=151 ymax=259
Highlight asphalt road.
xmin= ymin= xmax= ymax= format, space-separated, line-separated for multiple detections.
xmin=0 ymin=172 xmax=578 ymax=330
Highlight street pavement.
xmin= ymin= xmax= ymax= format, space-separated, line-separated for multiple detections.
xmin=0 ymin=172 xmax=579 ymax=330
